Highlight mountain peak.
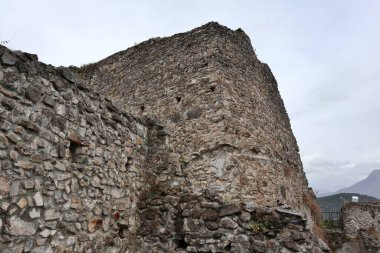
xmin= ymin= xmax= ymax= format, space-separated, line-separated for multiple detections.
xmin=336 ymin=169 xmax=380 ymax=198
xmin=369 ymin=169 xmax=380 ymax=177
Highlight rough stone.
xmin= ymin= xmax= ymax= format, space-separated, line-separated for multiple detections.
xmin=24 ymin=179 xmax=35 ymax=189
xmin=64 ymin=210 xmax=79 ymax=222
xmin=1 ymin=202 xmax=10 ymax=212
xmin=6 ymin=132 xmax=21 ymax=143
xmin=7 ymin=217 xmax=37 ymax=236
xmin=0 ymin=177 xmax=10 ymax=193
xmin=40 ymin=229 xmax=51 ymax=238
xmin=45 ymin=222 xmax=57 ymax=231
xmin=33 ymin=192 xmax=44 ymax=206
xmin=202 ymin=209 xmax=219 ymax=221
xmin=60 ymin=68 xmax=76 ymax=83
xmin=220 ymin=217 xmax=238 ymax=229
xmin=29 ymin=208 xmax=40 ymax=219
xmin=1 ymin=52 xmax=18 ymax=65
xmin=9 ymin=150 xmax=18 ymax=160
xmin=14 ymin=160 xmax=34 ymax=169
xmin=0 ymin=134 xmax=9 ymax=148
xmin=240 ymin=211 xmax=252 ymax=222
xmin=44 ymin=209 xmax=59 ymax=220
xmin=88 ymin=218 xmax=103 ymax=233
xmin=9 ymin=181 xmax=20 ymax=197
xmin=25 ymin=84 xmax=45 ymax=102
xmin=219 ymin=204 xmax=241 ymax=217
xmin=52 ymin=78 xmax=69 ymax=91
xmin=17 ymin=198 xmax=28 ymax=208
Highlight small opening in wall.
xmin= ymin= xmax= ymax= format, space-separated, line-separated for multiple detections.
xmin=117 ymin=224 xmax=128 ymax=239
xmin=176 ymin=96 xmax=182 ymax=103
xmin=140 ymin=105 xmax=145 ymax=112
xmin=251 ymin=147 xmax=260 ymax=155
xmin=125 ymin=157 xmax=133 ymax=170
xmin=175 ymin=238 xmax=188 ymax=249
xmin=209 ymin=86 xmax=216 ymax=92
xmin=224 ymin=243 xmax=232 ymax=251
xmin=69 ymin=141 xmax=80 ymax=162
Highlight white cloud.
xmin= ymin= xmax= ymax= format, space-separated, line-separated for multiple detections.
xmin=303 ymin=153 xmax=380 ymax=192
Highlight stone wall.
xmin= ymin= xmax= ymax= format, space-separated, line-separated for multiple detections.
xmin=136 ymin=184 xmax=329 ymax=252
xmin=339 ymin=202 xmax=380 ymax=252
xmin=0 ymin=22 xmax=329 ymax=252
xmin=75 ymin=22 xmax=310 ymax=214
xmin=0 ymin=45 xmax=151 ymax=252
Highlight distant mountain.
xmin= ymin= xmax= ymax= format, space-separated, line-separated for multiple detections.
xmin=314 ymin=188 xmax=333 ymax=196
xmin=317 ymin=193 xmax=378 ymax=212
xmin=336 ymin=169 xmax=380 ymax=198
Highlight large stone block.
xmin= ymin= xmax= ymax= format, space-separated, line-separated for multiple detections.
xmin=7 ymin=217 xmax=37 ymax=236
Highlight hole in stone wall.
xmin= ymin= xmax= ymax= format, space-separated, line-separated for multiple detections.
xmin=69 ymin=141 xmax=80 ymax=162
xmin=280 ymin=185 xmax=287 ymax=200
xmin=224 ymin=243 xmax=232 ymax=251
xmin=251 ymin=147 xmax=260 ymax=155
xmin=125 ymin=157 xmax=133 ymax=170
xmin=117 ymin=224 xmax=128 ymax=239
xmin=140 ymin=105 xmax=145 ymax=112
xmin=176 ymin=96 xmax=182 ymax=103
xmin=209 ymin=86 xmax=216 ymax=92
xmin=175 ymin=238 xmax=188 ymax=249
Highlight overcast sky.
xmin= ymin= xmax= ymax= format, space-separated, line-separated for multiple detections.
xmin=1 ymin=0 xmax=379 ymax=192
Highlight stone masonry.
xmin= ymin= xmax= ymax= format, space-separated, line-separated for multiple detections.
xmin=76 ymin=22 xmax=309 ymax=212
xmin=338 ymin=202 xmax=380 ymax=253
xmin=0 ymin=45 xmax=155 ymax=252
xmin=1 ymin=23 xmax=329 ymax=252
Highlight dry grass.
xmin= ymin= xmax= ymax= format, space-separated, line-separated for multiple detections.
xmin=303 ymin=192 xmax=326 ymax=241
xmin=303 ymin=192 xmax=322 ymax=225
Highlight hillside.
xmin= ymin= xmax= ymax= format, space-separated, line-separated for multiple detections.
xmin=337 ymin=169 xmax=380 ymax=198
xmin=317 ymin=193 xmax=378 ymax=212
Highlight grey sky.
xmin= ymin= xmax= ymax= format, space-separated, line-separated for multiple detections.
xmin=1 ymin=0 xmax=379 ymax=192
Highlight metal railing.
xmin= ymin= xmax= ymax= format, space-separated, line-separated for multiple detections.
xmin=321 ymin=211 xmax=341 ymax=221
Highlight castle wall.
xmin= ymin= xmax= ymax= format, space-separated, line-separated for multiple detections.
xmin=340 ymin=202 xmax=380 ymax=252
xmin=0 ymin=23 xmax=329 ymax=252
xmin=76 ymin=23 xmax=310 ymax=211
xmin=0 ymin=46 xmax=148 ymax=252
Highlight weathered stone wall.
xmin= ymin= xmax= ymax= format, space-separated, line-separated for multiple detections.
xmin=0 ymin=45 xmax=150 ymax=252
xmin=0 ymin=22 xmax=329 ymax=252
xmin=339 ymin=202 xmax=380 ymax=252
xmin=76 ymin=22 xmax=310 ymax=211
xmin=137 ymin=198 xmax=329 ymax=252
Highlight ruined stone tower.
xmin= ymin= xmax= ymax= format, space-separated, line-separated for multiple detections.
xmin=77 ymin=22 xmax=308 ymax=208
xmin=0 ymin=23 xmax=328 ymax=252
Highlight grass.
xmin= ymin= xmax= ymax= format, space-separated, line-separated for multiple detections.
xmin=248 ymin=221 xmax=267 ymax=234
xmin=303 ymin=192 xmax=326 ymax=241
